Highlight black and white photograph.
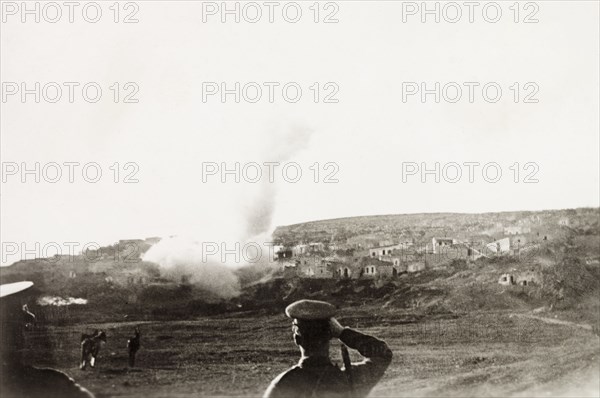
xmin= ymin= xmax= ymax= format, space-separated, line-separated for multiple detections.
xmin=1 ymin=1 xmax=599 ymax=397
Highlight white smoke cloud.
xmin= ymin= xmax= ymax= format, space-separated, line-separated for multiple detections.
xmin=37 ymin=296 xmax=88 ymax=306
xmin=243 ymin=122 xmax=314 ymax=238
xmin=143 ymin=122 xmax=314 ymax=298
xmin=143 ymin=236 xmax=242 ymax=299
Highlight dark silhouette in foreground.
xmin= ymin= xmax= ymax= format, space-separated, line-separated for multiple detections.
xmin=1 ymin=281 xmax=94 ymax=398
xmin=264 ymin=299 xmax=393 ymax=398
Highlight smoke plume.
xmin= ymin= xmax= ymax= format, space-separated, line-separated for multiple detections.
xmin=37 ymin=296 xmax=88 ymax=306
xmin=143 ymin=122 xmax=314 ymax=299
xmin=143 ymin=237 xmax=242 ymax=298
xmin=243 ymin=122 xmax=314 ymax=238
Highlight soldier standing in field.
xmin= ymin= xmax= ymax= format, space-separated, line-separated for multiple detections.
xmin=127 ymin=326 xmax=141 ymax=367
xmin=263 ymin=299 xmax=393 ymax=398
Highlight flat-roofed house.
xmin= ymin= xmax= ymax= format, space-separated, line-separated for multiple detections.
xmin=432 ymin=237 xmax=455 ymax=253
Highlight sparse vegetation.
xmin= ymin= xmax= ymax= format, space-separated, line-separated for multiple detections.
xmin=2 ymin=208 xmax=599 ymax=396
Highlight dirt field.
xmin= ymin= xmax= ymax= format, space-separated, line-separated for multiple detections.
xmin=23 ymin=308 xmax=600 ymax=397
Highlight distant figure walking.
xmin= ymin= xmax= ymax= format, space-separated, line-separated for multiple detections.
xmin=22 ymin=304 xmax=36 ymax=330
xmin=80 ymin=330 xmax=107 ymax=370
xmin=127 ymin=326 xmax=141 ymax=367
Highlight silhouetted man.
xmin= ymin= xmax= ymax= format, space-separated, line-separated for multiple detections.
xmin=1 ymin=281 xmax=94 ymax=398
xmin=264 ymin=299 xmax=393 ymax=398
xmin=127 ymin=326 xmax=141 ymax=367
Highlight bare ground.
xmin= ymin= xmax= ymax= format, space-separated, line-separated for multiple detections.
xmin=22 ymin=309 xmax=600 ymax=397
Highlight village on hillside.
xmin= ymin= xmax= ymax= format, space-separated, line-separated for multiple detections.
xmin=3 ymin=209 xmax=598 ymax=304
xmin=270 ymin=210 xmax=599 ymax=287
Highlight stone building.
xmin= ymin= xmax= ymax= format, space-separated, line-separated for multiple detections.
xmin=484 ymin=238 xmax=511 ymax=255
xmin=498 ymin=273 xmax=515 ymax=285
xmin=369 ymin=243 xmax=411 ymax=258
xmin=558 ymin=217 xmax=570 ymax=226
xmin=336 ymin=264 xmax=357 ymax=279
xmin=274 ymin=247 xmax=293 ymax=260
xmin=407 ymin=262 xmax=426 ymax=273
xmin=504 ymin=226 xmax=531 ymax=235
xmin=497 ymin=271 xmax=538 ymax=286
xmin=282 ymin=261 xmax=298 ymax=278
xmin=432 ymin=237 xmax=455 ymax=253
xmin=379 ymin=255 xmax=403 ymax=267
xmin=292 ymin=242 xmax=325 ymax=256
xmin=293 ymin=244 xmax=308 ymax=256
xmin=346 ymin=235 xmax=389 ymax=249
xmin=361 ymin=258 xmax=404 ymax=278
xmin=374 ymin=263 xmax=400 ymax=277
xmin=295 ymin=256 xmax=334 ymax=278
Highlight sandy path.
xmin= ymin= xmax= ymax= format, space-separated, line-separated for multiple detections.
xmin=514 ymin=313 xmax=593 ymax=331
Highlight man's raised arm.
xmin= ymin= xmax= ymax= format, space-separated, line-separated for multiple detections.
xmin=330 ymin=318 xmax=393 ymax=397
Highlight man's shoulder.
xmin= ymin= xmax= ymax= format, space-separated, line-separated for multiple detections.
xmin=265 ymin=363 xmax=352 ymax=398
xmin=270 ymin=365 xmax=307 ymax=386
xmin=264 ymin=365 xmax=310 ymax=398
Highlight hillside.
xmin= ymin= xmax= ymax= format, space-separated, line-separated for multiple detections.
xmin=2 ymin=209 xmax=599 ymax=398
xmin=1 ymin=208 xmax=598 ymax=328
xmin=272 ymin=208 xmax=599 ymax=246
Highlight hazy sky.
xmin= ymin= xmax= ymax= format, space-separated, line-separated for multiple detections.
xmin=1 ymin=1 xmax=598 ymax=264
